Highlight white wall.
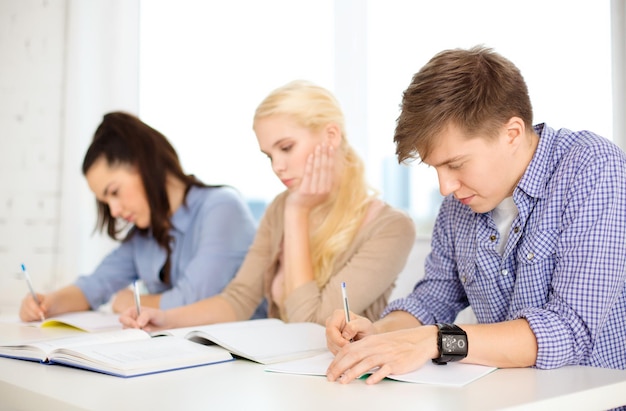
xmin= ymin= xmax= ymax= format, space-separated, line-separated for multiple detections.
xmin=1 ymin=0 xmax=623 ymax=320
xmin=0 ymin=0 xmax=67 ymax=312
xmin=0 ymin=0 xmax=139 ymax=312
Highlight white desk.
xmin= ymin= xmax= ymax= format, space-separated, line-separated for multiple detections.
xmin=0 ymin=356 xmax=625 ymax=411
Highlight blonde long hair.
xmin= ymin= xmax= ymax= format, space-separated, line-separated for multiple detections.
xmin=253 ymin=80 xmax=373 ymax=288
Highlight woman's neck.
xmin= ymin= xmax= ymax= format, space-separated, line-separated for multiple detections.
xmin=166 ymin=174 xmax=187 ymax=215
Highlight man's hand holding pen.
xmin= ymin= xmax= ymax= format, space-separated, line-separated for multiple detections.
xmin=325 ymin=309 xmax=375 ymax=354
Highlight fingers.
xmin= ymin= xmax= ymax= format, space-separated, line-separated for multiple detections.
xmin=342 ymin=315 xmax=371 ymax=341
xmin=327 ymin=341 xmax=397 ymax=385
xmin=325 ymin=309 xmax=350 ymax=354
xmin=136 ymin=310 xmax=154 ymax=328
xmin=300 ymin=151 xmax=315 ymax=193
xmin=309 ymin=145 xmax=322 ymax=191
xmin=363 ymin=364 xmax=393 ymax=385
xmin=118 ymin=306 xmax=142 ymax=329
xmin=326 ymin=340 xmax=379 ymax=383
xmin=320 ymin=144 xmax=334 ymax=192
xmin=300 ymin=144 xmax=334 ymax=196
xmin=311 ymin=144 xmax=333 ymax=194
xmin=34 ymin=294 xmax=47 ymax=321
xmin=325 ymin=309 xmax=373 ymax=355
xmin=119 ymin=304 xmax=162 ymax=328
xmin=19 ymin=293 xmax=47 ymax=322
xmin=128 ymin=308 xmax=166 ymax=332
xmin=326 ymin=328 xmax=430 ymax=385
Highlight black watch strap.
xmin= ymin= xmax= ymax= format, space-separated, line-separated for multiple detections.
xmin=432 ymin=323 xmax=468 ymax=365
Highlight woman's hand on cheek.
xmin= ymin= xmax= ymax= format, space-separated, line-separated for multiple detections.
xmin=287 ymin=144 xmax=335 ymax=211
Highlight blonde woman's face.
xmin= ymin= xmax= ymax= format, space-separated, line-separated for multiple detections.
xmin=255 ymin=115 xmax=328 ymax=191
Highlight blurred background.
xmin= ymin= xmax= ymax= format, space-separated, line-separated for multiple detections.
xmin=1 ymin=0 xmax=624 ymax=311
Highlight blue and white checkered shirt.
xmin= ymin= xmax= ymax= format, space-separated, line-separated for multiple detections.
xmin=385 ymin=124 xmax=626 ymax=369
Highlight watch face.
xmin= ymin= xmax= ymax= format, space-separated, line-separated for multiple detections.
xmin=442 ymin=334 xmax=467 ymax=354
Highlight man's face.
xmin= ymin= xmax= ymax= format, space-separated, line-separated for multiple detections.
xmin=423 ymin=123 xmax=519 ymax=213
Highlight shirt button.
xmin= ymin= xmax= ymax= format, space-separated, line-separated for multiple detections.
xmin=501 ymin=269 xmax=508 ymax=276
xmin=527 ymin=252 xmax=535 ymax=260
xmin=513 ymin=226 xmax=520 ymax=233
xmin=461 ymin=275 xmax=467 ymax=284
xmin=489 ymin=235 xmax=497 ymax=242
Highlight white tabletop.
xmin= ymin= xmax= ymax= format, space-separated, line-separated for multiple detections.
xmin=1 ymin=356 xmax=625 ymax=411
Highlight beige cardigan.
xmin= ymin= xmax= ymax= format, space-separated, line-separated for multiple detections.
xmin=220 ymin=191 xmax=416 ymax=324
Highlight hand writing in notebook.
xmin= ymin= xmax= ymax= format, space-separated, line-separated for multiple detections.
xmin=325 ymin=315 xmax=437 ymax=385
xmin=324 ymin=309 xmax=374 ymax=354
xmin=119 ymin=306 xmax=168 ymax=332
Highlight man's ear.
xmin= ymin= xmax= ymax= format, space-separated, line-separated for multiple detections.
xmin=325 ymin=123 xmax=342 ymax=148
xmin=505 ymin=116 xmax=525 ymax=148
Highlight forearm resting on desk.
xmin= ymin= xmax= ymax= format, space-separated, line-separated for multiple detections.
xmin=165 ymin=296 xmax=238 ymax=328
xmin=463 ymin=319 xmax=537 ymax=368
xmin=122 ymin=295 xmax=238 ymax=331
xmin=374 ymin=312 xmax=537 ymax=368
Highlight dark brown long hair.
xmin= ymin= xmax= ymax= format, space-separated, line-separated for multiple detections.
xmin=81 ymin=111 xmax=208 ymax=284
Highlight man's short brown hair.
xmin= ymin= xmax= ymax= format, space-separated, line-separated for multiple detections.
xmin=394 ymin=45 xmax=533 ymax=163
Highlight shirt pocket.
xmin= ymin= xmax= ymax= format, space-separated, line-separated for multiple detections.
xmin=456 ymin=255 xmax=477 ymax=286
xmin=516 ymin=229 xmax=559 ymax=276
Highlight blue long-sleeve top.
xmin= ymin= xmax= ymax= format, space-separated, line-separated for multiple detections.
xmin=74 ymin=185 xmax=257 ymax=309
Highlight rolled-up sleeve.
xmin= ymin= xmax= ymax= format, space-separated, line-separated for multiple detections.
xmin=517 ymin=153 xmax=626 ymax=368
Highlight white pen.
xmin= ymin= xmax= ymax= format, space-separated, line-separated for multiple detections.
xmin=341 ymin=281 xmax=351 ymax=323
xmin=341 ymin=282 xmax=354 ymax=343
xmin=21 ymin=263 xmax=45 ymax=321
xmin=133 ymin=280 xmax=141 ymax=316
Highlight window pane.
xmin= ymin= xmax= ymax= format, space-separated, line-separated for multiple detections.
xmin=139 ymin=0 xmax=334 ymax=211
xmin=140 ymin=1 xmax=612 ymax=234
xmin=366 ymin=0 xmax=612 ymax=235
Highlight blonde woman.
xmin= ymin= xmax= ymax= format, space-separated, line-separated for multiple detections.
xmin=120 ymin=80 xmax=415 ymax=331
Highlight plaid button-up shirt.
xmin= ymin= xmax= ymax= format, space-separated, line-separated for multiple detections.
xmin=385 ymin=124 xmax=626 ymax=369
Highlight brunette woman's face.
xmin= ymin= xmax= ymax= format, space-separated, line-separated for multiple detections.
xmin=85 ymin=156 xmax=151 ymax=228
xmin=254 ymin=115 xmax=333 ymax=191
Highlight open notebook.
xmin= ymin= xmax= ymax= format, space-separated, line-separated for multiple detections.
xmin=156 ymin=318 xmax=327 ymax=365
xmin=0 ymin=327 xmax=233 ymax=377
xmin=0 ymin=318 xmax=326 ymax=377
xmin=265 ymin=351 xmax=497 ymax=387
xmin=24 ymin=311 xmax=123 ymax=332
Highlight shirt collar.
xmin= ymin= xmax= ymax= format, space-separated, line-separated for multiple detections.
xmin=170 ymin=185 xmax=203 ymax=233
xmin=515 ymin=123 xmax=553 ymax=200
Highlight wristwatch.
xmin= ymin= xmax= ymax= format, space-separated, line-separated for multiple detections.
xmin=432 ymin=323 xmax=468 ymax=365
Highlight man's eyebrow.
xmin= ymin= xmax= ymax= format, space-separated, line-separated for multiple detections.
xmin=430 ymin=155 xmax=466 ymax=168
